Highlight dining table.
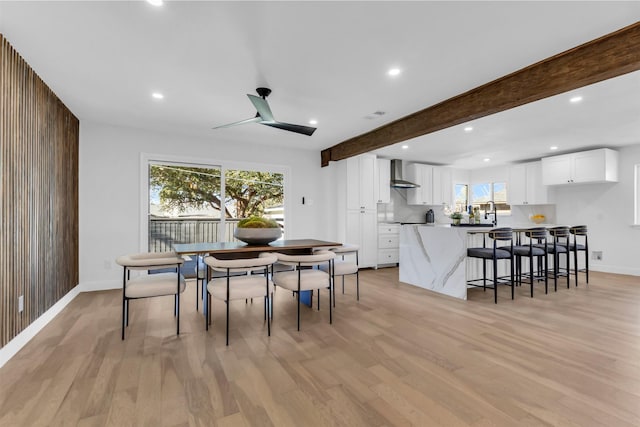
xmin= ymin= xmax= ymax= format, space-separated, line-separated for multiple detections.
xmin=173 ymin=239 xmax=342 ymax=307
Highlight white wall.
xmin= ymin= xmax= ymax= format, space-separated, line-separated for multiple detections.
xmin=79 ymin=121 xmax=330 ymax=289
xmin=551 ymin=144 xmax=640 ymax=276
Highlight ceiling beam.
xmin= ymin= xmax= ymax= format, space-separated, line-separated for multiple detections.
xmin=321 ymin=21 xmax=640 ymax=167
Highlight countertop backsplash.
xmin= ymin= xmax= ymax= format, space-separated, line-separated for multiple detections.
xmin=377 ymin=187 xmax=557 ymax=226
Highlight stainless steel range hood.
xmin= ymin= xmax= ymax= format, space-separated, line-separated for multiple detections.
xmin=390 ymin=159 xmax=419 ymax=188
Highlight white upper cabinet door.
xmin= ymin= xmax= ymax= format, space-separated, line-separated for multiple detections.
xmin=346 ymin=154 xmax=376 ymax=210
xmin=406 ymin=163 xmax=433 ymax=205
xmin=508 ymin=164 xmax=527 ymax=204
xmin=572 ymin=149 xmax=618 ymax=183
xmin=525 ymin=161 xmax=548 ymax=204
xmin=509 ymin=162 xmax=548 ymax=204
xmin=432 ymin=166 xmax=452 ymax=206
xmin=542 ymin=154 xmax=573 ymax=185
xmin=376 ymin=158 xmax=391 ymax=204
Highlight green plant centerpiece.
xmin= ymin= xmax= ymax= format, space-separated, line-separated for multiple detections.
xmin=450 ymin=212 xmax=463 ymax=226
xmin=234 ymin=216 xmax=282 ymax=245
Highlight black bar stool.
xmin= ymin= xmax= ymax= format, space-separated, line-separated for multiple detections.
xmin=511 ymin=227 xmax=548 ymax=297
xmin=467 ymin=228 xmax=515 ymax=304
xmin=538 ymin=226 xmax=570 ymax=291
xmin=569 ymin=225 xmax=589 ymax=286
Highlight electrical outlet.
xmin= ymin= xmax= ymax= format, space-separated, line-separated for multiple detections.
xmin=18 ymin=295 xmax=24 ymax=313
xmin=592 ymin=251 xmax=603 ymax=261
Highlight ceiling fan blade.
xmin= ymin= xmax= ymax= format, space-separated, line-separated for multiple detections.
xmin=262 ymin=121 xmax=317 ymax=136
xmin=212 ymin=116 xmax=262 ymax=129
xmin=247 ymin=94 xmax=275 ymax=122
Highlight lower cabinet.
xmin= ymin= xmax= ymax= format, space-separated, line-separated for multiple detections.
xmin=377 ymin=223 xmax=399 ymax=267
xmin=346 ymin=209 xmax=377 ymax=268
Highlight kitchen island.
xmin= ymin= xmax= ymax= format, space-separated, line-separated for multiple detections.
xmin=399 ymin=224 xmax=491 ymax=300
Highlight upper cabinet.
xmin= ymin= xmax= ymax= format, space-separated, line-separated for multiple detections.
xmin=405 ymin=163 xmax=434 ymax=205
xmin=405 ymin=163 xmax=452 ymax=206
xmin=346 ymin=154 xmax=377 ymax=210
xmin=376 ymin=158 xmax=391 ymax=204
xmin=541 ymin=148 xmax=618 ymax=185
xmin=508 ymin=161 xmax=548 ymax=205
xmin=432 ymin=166 xmax=453 ymax=206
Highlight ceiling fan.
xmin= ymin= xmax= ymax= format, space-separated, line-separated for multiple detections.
xmin=213 ymin=87 xmax=317 ymax=136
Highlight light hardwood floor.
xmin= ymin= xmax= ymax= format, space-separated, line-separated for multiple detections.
xmin=1 ymin=269 xmax=640 ymax=426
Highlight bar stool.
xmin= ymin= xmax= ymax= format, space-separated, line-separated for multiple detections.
xmin=511 ymin=228 xmax=548 ymax=297
xmin=538 ymin=226 xmax=570 ymax=291
xmin=466 ymin=228 xmax=515 ymax=304
xmin=569 ymin=225 xmax=589 ymax=286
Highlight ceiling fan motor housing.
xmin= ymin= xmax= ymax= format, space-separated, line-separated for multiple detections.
xmin=256 ymin=87 xmax=272 ymax=98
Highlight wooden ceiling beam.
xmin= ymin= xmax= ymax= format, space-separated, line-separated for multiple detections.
xmin=321 ymin=22 xmax=640 ymax=167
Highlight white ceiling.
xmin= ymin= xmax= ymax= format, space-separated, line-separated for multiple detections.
xmin=1 ymin=1 xmax=639 ymax=169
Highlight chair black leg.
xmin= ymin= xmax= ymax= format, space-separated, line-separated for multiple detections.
xmin=225 ymin=300 xmax=229 ymax=346
xmin=529 ymin=254 xmax=534 ymax=297
xmin=585 ymin=241 xmax=589 ymax=284
xmin=566 ymin=249 xmax=570 ymax=289
xmin=266 ymin=296 xmax=271 ymax=337
xmin=493 ymin=257 xmax=498 ymax=304
xmin=574 ymin=246 xmax=579 ymax=287
xmin=329 ymin=285 xmax=333 ymax=324
xmin=122 ymin=298 xmax=126 ymax=340
xmin=544 ymin=254 xmax=548 ymax=294
xmin=206 ymin=292 xmax=211 ymax=331
xmin=176 ymin=293 xmax=180 ymax=335
xmin=342 ymin=276 xmax=345 ymax=294
xmin=317 ymin=289 xmax=320 ymax=310
xmin=297 ymin=288 xmax=301 ymax=331
xmin=196 ymin=281 xmax=199 ymax=312
xmin=356 ymin=272 xmax=360 ymax=301
xmin=510 ymin=255 xmax=515 ymax=300
xmin=483 ymin=259 xmax=487 ymax=291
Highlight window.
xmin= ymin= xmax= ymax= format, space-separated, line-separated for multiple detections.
xmin=146 ymin=161 xmax=285 ymax=251
xmin=470 ymin=182 xmax=511 ymax=215
xmin=454 ymin=184 xmax=468 ymax=213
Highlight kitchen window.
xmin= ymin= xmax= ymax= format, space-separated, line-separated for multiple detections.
xmin=470 ymin=182 xmax=511 ymax=215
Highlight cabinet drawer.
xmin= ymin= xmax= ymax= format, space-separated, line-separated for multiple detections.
xmin=378 ymin=224 xmax=400 ymax=234
xmin=378 ymin=249 xmax=399 ymax=264
xmin=378 ymin=235 xmax=399 ymax=249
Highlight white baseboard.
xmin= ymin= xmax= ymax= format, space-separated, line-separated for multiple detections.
xmin=591 ymin=265 xmax=640 ymax=277
xmin=79 ymin=279 xmax=121 ymax=292
xmin=0 ymin=285 xmax=81 ymax=368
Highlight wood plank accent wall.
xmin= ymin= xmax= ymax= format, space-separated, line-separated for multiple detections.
xmin=0 ymin=34 xmax=79 ymax=348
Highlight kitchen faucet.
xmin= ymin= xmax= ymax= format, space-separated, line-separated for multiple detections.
xmin=484 ymin=201 xmax=498 ymax=226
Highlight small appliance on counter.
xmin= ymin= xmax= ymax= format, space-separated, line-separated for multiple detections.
xmin=426 ymin=209 xmax=434 ymax=224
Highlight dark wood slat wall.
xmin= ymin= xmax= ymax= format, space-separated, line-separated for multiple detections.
xmin=0 ymin=34 xmax=79 ymax=348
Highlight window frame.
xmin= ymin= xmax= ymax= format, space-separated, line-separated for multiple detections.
xmin=139 ymin=153 xmax=290 ymax=252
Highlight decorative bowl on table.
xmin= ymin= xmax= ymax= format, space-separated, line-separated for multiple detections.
xmin=530 ymin=214 xmax=546 ymax=224
xmin=233 ymin=217 xmax=282 ymax=245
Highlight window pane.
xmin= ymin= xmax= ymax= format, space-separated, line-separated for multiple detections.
xmin=148 ymin=164 xmax=223 ymax=252
xmin=454 ymin=184 xmax=468 ymax=212
xmin=471 ymin=183 xmax=492 ymax=205
xmin=224 ymin=169 xmax=284 ymax=240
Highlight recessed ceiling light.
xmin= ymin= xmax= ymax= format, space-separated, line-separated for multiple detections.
xmin=147 ymin=0 xmax=163 ymax=6
xmin=402 ymin=145 xmax=409 ymax=149
xmin=550 ymin=146 xmax=558 ymax=150
xmin=570 ymin=96 xmax=583 ymax=103
xmin=387 ymin=68 xmax=401 ymax=77
xmin=152 ymin=92 xmax=164 ymax=99
xmin=483 ymin=158 xmax=491 ymax=162
xmin=464 ymin=126 xmax=473 ymax=132
xmin=309 ymin=119 xmax=318 ymax=125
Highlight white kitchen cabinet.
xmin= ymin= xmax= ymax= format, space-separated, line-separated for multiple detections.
xmin=377 ymin=223 xmax=399 ymax=267
xmin=541 ymin=148 xmax=618 ymax=185
xmin=406 ymin=163 xmax=452 ymax=206
xmin=508 ymin=161 xmax=548 ymax=205
xmin=405 ymin=163 xmax=433 ymax=205
xmin=346 ymin=209 xmax=377 ymax=268
xmin=376 ymin=158 xmax=391 ymax=204
xmin=346 ymin=154 xmax=376 ymax=210
xmin=432 ymin=166 xmax=453 ymax=206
